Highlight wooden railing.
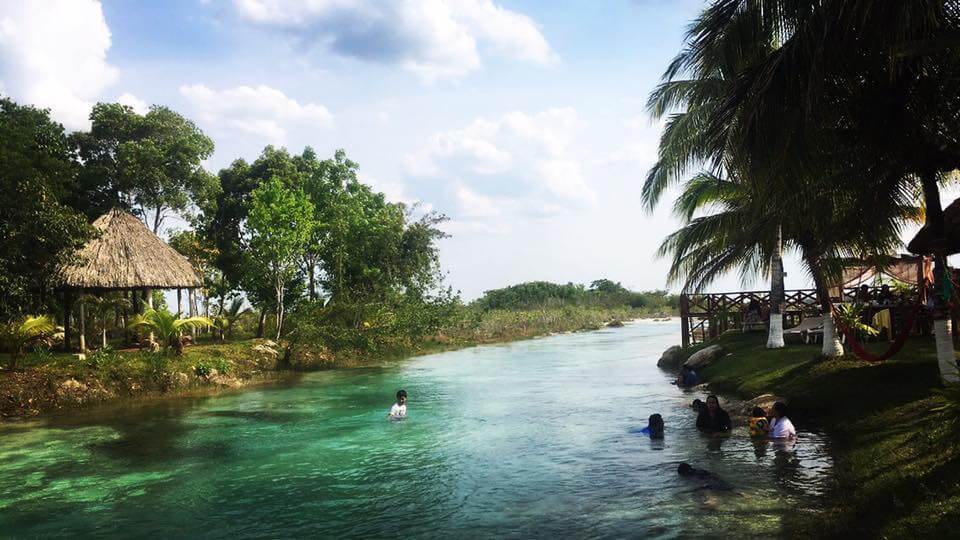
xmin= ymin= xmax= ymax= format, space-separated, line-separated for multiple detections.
xmin=679 ymin=285 xmax=923 ymax=347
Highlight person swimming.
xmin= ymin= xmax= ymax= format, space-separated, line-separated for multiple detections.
xmin=387 ymin=389 xmax=407 ymax=420
xmin=639 ymin=414 xmax=665 ymax=438
xmin=676 ymin=462 xmax=733 ymax=491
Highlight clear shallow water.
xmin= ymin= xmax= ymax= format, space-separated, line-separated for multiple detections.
xmin=0 ymin=322 xmax=833 ymax=538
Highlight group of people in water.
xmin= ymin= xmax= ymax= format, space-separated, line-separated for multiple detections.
xmin=641 ymin=392 xmax=797 ymax=490
xmin=642 ymin=394 xmax=796 ymax=440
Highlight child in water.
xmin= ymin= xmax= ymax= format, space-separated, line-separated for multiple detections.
xmin=748 ymin=406 xmax=770 ymax=438
xmin=387 ymin=389 xmax=407 ymax=420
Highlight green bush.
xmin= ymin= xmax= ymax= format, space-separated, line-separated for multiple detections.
xmin=87 ymin=345 xmax=121 ymax=370
xmin=194 ymin=358 xmax=231 ymax=377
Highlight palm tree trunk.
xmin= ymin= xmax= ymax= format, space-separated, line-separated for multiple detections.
xmin=807 ymin=254 xmax=843 ymax=357
xmin=921 ymin=172 xmax=958 ymax=383
xmin=767 ymin=225 xmax=785 ymax=348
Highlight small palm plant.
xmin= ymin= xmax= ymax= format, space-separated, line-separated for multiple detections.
xmin=129 ymin=309 xmax=213 ymax=355
xmin=1 ymin=315 xmax=57 ymax=370
xmin=212 ymin=298 xmax=250 ymax=342
xmin=834 ymin=303 xmax=880 ymax=337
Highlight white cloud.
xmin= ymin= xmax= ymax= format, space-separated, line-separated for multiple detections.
xmin=233 ymin=0 xmax=555 ymax=81
xmin=117 ymin=92 xmax=148 ymax=114
xmin=179 ymin=83 xmax=334 ymax=145
xmin=361 ymin=173 xmax=433 ymax=213
xmin=407 ymin=107 xmax=595 ymax=214
xmin=0 ymin=0 xmax=118 ymax=130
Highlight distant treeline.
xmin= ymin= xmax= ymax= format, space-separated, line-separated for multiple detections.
xmin=473 ymin=279 xmax=679 ymax=312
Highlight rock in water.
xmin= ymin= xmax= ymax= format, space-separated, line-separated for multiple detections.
xmin=684 ymin=345 xmax=726 ymax=369
xmin=741 ymin=394 xmax=788 ymax=415
xmin=657 ymin=345 xmax=683 ymax=369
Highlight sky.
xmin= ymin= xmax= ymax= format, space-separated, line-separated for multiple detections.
xmin=0 ymin=0 xmax=942 ymax=299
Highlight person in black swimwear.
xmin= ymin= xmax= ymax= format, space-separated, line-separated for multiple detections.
xmin=695 ymin=395 xmax=731 ymax=432
xmin=677 ymin=462 xmax=733 ymax=491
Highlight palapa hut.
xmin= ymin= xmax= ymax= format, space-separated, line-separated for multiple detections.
xmin=57 ymin=208 xmax=203 ymax=352
xmin=908 ymin=198 xmax=960 ymax=256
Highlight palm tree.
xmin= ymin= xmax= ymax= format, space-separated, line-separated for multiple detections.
xmin=767 ymin=225 xmax=785 ymax=349
xmin=675 ymin=0 xmax=960 ymax=377
xmin=1 ymin=315 xmax=56 ymax=370
xmin=129 ymin=309 xmax=212 ymax=355
xmin=212 ymin=297 xmax=250 ymax=342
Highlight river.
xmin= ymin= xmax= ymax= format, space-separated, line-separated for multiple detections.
xmin=0 ymin=321 xmax=833 ymax=538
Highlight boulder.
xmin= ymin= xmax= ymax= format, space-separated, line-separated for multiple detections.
xmin=167 ymin=371 xmax=190 ymax=390
xmin=657 ymin=345 xmax=684 ymax=369
xmin=683 ymin=345 xmax=726 ymax=369
xmin=741 ymin=394 xmax=788 ymax=416
xmin=607 ymin=319 xmax=625 ymax=328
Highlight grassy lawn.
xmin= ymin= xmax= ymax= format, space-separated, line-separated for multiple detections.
xmin=689 ymin=331 xmax=960 ymax=538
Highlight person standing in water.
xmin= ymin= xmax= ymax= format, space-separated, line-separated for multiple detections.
xmin=768 ymin=401 xmax=796 ymax=439
xmin=387 ymin=389 xmax=408 ymax=420
xmin=696 ymin=395 xmax=731 ymax=432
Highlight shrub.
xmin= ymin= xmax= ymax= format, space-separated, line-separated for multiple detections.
xmin=87 ymin=345 xmax=121 ymax=370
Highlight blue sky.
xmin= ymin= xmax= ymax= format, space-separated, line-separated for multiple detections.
xmin=1 ymin=0 xmax=932 ymax=299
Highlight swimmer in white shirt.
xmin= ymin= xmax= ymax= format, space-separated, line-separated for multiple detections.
xmin=387 ymin=389 xmax=407 ymax=420
xmin=768 ymin=401 xmax=796 ymax=439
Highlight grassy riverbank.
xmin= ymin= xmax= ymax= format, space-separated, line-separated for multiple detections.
xmin=681 ymin=332 xmax=960 ymax=538
xmin=0 ymin=305 xmax=644 ymax=420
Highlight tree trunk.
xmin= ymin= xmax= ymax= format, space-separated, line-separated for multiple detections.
xmin=806 ymin=254 xmax=843 ymax=357
xmin=153 ymin=207 xmax=164 ymax=234
xmin=257 ymin=309 xmax=266 ymax=338
xmin=63 ymin=293 xmax=73 ymax=352
xmin=308 ymin=263 xmax=316 ymax=302
xmin=767 ymin=225 xmax=785 ymax=349
xmin=921 ymin=171 xmax=957 ymax=383
xmin=189 ymin=289 xmax=197 ymax=339
xmin=79 ymin=299 xmax=87 ymax=354
xmin=275 ymin=280 xmax=284 ymax=340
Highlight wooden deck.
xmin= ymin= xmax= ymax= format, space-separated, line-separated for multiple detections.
xmin=679 ymin=285 xmax=925 ymax=347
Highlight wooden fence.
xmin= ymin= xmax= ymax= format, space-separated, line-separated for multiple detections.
xmin=679 ymin=285 xmax=924 ymax=347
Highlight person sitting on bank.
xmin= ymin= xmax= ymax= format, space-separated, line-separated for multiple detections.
xmin=696 ymin=395 xmax=731 ymax=433
xmin=744 ymin=299 xmax=762 ymax=323
xmin=748 ymin=406 xmax=770 ymax=438
xmin=639 ymin=414 xmax=665 ymax=438
xmin=676 ymin=365 xmax=699 ymax=387
xmin=768 ymin=401 xmax=796 ymax=439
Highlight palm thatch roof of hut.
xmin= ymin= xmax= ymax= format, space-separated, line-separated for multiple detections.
xmin=57 ymin=209 xmax=202 ymax=290
xmin=908 ymin=198 xmax=960 ymax=256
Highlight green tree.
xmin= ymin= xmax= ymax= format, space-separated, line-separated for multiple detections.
xmin=0 ymin=98 xmax=93 ymax=320
xmin=71 ymin=103 xmax=218 ymax=232
xmin=246 ymin=178 xmax=315 ymax=339
xmin=0 ymin=315 xmax=56 ymax=370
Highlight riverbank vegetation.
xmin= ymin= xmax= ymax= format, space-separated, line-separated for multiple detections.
xmin=677 ymin=331 xmax=959 ymax=538
xmin=0 ymin=92 xmax=676 ymax=419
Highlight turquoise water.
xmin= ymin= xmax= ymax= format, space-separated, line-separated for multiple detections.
xmin=0 ymin=322 xmax=832 ymax=538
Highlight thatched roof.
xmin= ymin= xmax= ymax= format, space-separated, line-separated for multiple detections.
xmin=58 ymin=209 xmax=203 ymax=290
xmin=908 ymin=198 xmax=960 ymax=256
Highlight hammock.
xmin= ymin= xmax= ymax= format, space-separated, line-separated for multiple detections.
xmin=838 ymin=304 xmax=922 ymax=362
